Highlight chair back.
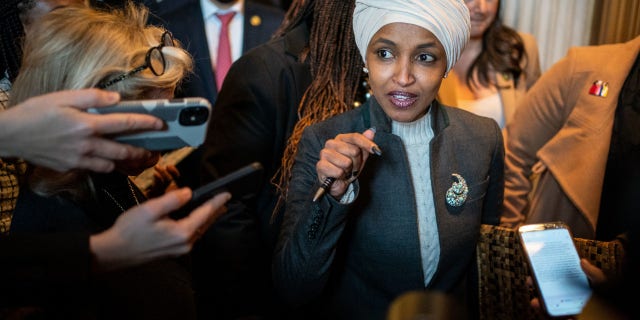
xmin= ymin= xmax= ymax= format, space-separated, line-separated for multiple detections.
xmin=476 ymin=224 xmax=624 ymax=319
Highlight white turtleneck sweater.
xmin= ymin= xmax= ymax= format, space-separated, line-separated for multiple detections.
xmin=391 ymin=111 xmax=439 ymax=287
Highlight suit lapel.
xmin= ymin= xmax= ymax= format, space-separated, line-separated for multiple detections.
xmin=243 ymin=3 xmax=263 ymax=52
xmin=191 ymin=2 xmax=218 ymax=101
xmin=243 ymin=2 xmax=285 ymax=54
xmin=164 ymin=0 xmax=218 ymax=101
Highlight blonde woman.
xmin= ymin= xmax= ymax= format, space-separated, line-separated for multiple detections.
xmin=7 ymin=3 xmax=215 ymax=318
xmin=0 ymin=0 xmax=87 ymax=234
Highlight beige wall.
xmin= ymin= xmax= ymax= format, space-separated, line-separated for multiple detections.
xmin=502 ymin=0 xmax=639 ymax=72
xmin=590 ymin=0 xmax=640 ymax=45
xmin=501 ymin=0 xmax=595 ymax=72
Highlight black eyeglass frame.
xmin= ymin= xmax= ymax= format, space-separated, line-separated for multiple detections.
xmin=96 ymin=31 xmax=175 ymax=89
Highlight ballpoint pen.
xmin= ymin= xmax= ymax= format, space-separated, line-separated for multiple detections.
xmin=311 ymin=145 xmax=382 ymax=202
xmin=312 ymin=177 xmax=335 ymax=202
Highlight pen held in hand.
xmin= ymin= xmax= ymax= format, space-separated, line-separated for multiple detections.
xmin=312 ymin=177 xmax=335 ymax=202
xmin=311 ymin=144 xmax=382 ymax=202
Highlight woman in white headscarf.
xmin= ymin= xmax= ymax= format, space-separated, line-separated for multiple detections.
xmin=273 ymin=0 xmax=504 ymax=318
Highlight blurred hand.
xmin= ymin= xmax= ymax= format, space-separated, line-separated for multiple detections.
xmin=316 ymin=128 xmax=380 ymax=199
xmin=89 ymin=188 xmax=231 ymax=272
xmin=528 ymin=259 xmax=606 ymax=319
xmin=144 ymin=164 xmax=181 ymax=198
xmin=0 ymin=89 xmax=163 ymax=173
xmin=580 ymin=258 xmax=607 ymax=286
xmin=116 ymin=151 xmax=162 ymax=177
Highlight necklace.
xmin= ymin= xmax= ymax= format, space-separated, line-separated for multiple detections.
xmin=102 ymin=178 xmax=140 ymax=213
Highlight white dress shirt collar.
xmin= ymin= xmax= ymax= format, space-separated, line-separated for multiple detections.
xmin=200 ymin=0 xmax=244 ymax=20
xmin=199 ymin=0 xmax=245 ymax=67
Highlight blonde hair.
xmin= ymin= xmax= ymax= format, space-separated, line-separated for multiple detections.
xmin=11 ymin=3 xmax=192 ymax=103
xmin=9 ymin=2 xmax=193 ymax=201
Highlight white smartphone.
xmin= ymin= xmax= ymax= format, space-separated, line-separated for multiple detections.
xmin=88 ymin=97 xmax=211 ymax=150
xmin=518 ymin=222 xmax=592 ymax=318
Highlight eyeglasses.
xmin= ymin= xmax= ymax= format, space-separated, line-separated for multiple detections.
xmin=96 ymin=31 xmax=175 ymax=89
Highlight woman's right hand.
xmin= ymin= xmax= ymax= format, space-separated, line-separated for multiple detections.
xmin=89 ymin=188 xmax=230 ymax=272
xmin=316 ymin=128 xmax=380 ymax=199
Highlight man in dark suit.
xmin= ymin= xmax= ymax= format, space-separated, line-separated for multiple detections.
xmin=146 ymin=0 xmax=284 ymax=104
xmin=144 ymin=0 xmax=283 ymax=190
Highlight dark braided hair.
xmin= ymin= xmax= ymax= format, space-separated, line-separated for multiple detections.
xmin=272 ymin=0 xmax=363 ymax=215
xmin=467 ymin=0 xmax=527 ymax=89
xmin=0 ymin=0 xmax=32 ymax=82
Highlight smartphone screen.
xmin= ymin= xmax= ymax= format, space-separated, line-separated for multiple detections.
xmin=519 ymin=223 xmax=592 ymax=317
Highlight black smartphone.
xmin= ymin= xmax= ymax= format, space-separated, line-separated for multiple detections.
xmin=518 ymin=222 xmax=592 ymax=318
xmin=171 ymin=162 xmax=264 ymax=219
xmin=190 ymin=162 xmax=264 ymax=204
xmin=88 ymin=97 xmax=211 ymax=150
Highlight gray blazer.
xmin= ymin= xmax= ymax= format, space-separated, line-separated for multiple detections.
xmin=273 ymin=98 xmax=504 ymax=319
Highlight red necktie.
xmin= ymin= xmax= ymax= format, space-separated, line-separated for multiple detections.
xmin=215 ymin=12 xmax=236 ymax=91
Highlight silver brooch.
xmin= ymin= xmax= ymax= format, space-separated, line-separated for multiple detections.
xmin=446 ymin=173 xmax=468 ymax=207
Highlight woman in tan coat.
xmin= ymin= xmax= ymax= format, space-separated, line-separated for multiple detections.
xmin=502 ymin=36 xmax=640 ymax=240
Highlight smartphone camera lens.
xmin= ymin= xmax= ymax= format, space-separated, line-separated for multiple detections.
xmin=179 ymin=106 xmax=209 ymax=126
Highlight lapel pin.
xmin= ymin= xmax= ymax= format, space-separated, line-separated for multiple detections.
xmin=588 ymin=80 xmax=608 ymax=98
xmin=250 ymin=15 xmax=262 ymax=27
xmin=446 ymin=173 xmax=468 ymax=207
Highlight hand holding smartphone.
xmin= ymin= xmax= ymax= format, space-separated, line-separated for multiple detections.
xmin=88 ymin=97 xmax=211 ymax=150
xmin=190 ymin=162 xmax=264 ymax=204
xmin=518 ymin=222 xmax=592 ymax=318
xmin=171 ymin=162 xmax=264 ymax=219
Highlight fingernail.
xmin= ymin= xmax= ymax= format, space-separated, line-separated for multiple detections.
xmin=369 ymin=127 xmax=377 ymax=133
xmin=178 ymin=187 xmax=191 ymax=197
xmin=154 ymin=119 xmax=164 ymax=129
xmin=106 ymin=91 xmax=120 ymax=103
xmin=371 ymin=145 xmax=382 ymax=156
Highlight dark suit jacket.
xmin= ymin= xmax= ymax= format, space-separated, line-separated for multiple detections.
xmin=146 ymin=0 xmax=284 ymax=104
xmin=146 ymin=0 xmax=284 ymax=191
xmin=273 ymin=98 xmax=504 ymax=319
xmin=192 ymin=22 xmax=312 ymax=319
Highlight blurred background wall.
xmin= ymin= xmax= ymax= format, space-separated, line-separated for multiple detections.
xmin=503 ymin=0 xmax=640 ymax=72
xmin=93 ymin=0 xmax=640 ymax=73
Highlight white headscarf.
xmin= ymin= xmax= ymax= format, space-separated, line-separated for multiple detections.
xmin=353 ymin=0 xmax=470 ymax=74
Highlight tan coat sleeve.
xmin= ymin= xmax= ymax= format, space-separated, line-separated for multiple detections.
xmin=501 ymin=50 xmax=578 ymax=227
